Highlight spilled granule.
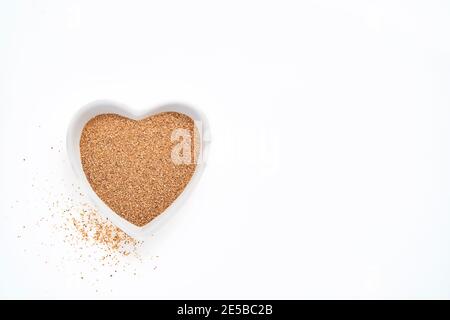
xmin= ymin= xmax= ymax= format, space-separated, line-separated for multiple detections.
xmin=69 ymin=206 xmax=142 ymax=257
xmin=54 ymin=196 xmax=145 ymax=267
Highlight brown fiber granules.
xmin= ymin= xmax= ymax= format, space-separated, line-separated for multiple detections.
xmin=80 ymin=112 xmax=198 ymax=227
xmin=70 ymin=206 xmax=142 ymax=255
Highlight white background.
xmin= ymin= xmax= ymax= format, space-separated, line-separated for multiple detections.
xmin=1 ymin=0 xmax=450 ymax=299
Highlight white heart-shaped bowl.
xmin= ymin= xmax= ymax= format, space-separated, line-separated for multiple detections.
xmin=66 ymin=100 xmax=211 ymax=240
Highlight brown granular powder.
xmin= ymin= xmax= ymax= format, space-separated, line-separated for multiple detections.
xmin=70 ymin=206 xmax=142 ymax=255
xmin=80 ymin=112 xmax=198 ymax=227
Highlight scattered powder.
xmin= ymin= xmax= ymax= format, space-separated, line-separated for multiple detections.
xmin=80 ymin=112 xmax=198 ymax=226
xmin=47 ymin=191 xmax=145 ymax=265
xmin=69 ymin=205 xmax=142 ymax=257
xmin=15 ymin=180 xmax=157 ymax=289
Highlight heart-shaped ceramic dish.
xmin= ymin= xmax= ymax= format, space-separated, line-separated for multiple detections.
xmin=67 ymin=100 xmax=211 ymax=240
